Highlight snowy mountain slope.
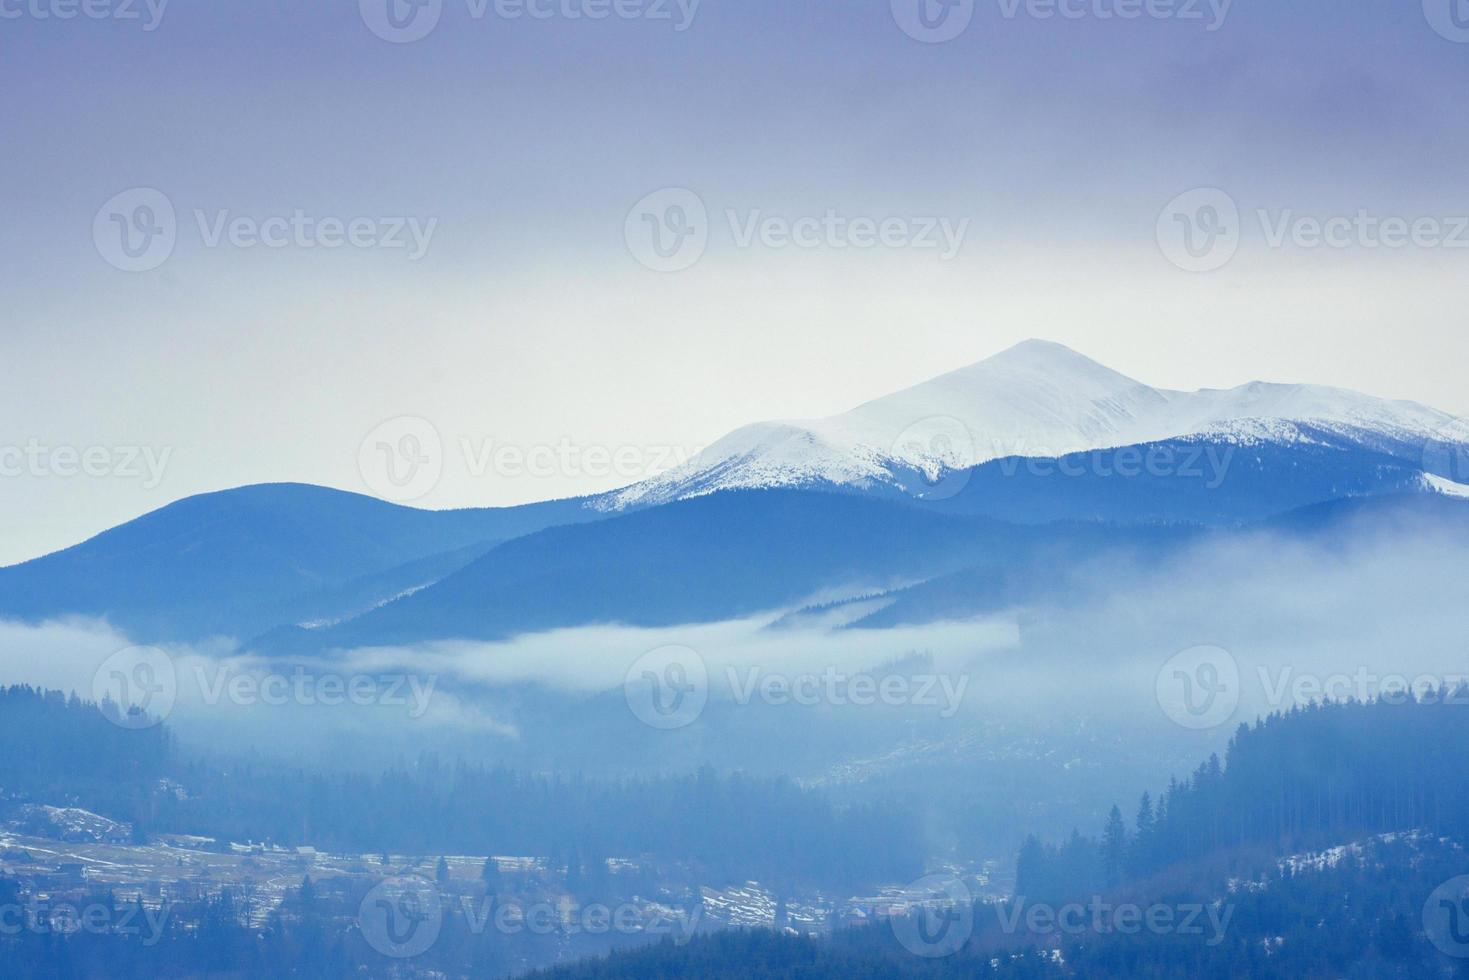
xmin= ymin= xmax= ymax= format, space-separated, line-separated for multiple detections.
xmin=603 ymin=340 xmax=1468 ymax=508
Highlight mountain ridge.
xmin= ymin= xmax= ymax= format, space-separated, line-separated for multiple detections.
xmin=602 ymin=340 xmax=1468 ymax=508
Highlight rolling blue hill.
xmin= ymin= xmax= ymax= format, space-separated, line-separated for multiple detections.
xmin=0 ymin=483 xmax=600 ymax=642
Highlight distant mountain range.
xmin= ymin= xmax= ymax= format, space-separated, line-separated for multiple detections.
xmin=602 ymin=339 xmax=1469 ymax=508
xmin=1 ymin=341 xmax=1465 ymax=648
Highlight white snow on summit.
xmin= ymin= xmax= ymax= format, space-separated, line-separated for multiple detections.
xmin=605 ymin=340 xmax=1466 ymax=508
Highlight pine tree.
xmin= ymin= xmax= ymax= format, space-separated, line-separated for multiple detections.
xmin=1130 ymin=792 xmax=1156 ymax=875
xmin=1101 ymin=805 xmax=1128 ymax=887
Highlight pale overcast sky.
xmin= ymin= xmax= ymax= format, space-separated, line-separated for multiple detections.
xmin=2 ymin=0 xmax=1466 ymax=565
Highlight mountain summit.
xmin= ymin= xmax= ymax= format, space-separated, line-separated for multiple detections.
xmin=605 ymin=340 xmax=1466 ymax=507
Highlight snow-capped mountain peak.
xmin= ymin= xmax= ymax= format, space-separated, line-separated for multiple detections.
xmin=604 ymin=340 xmax=1466 ymax=509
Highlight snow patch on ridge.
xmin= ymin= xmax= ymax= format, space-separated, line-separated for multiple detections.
xmin=1423 ymin=473 xmax=1469 ymax=499
xmin=603 ymin=340 xmax=1469 ymax=509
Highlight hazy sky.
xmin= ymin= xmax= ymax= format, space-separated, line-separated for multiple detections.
xmin=2 ymin=0 xmax=1467 ymax=565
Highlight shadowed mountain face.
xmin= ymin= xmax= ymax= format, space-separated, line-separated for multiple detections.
xmin=251 ymin=489 xmax=1033 ymax=653
xmin=0 ymin=483 xmax=600 ymax=642
xmin=915 ymin=425 xmax=1452 ymax=526
xmin=257 ymin=486 xmax=1469 ymax=656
